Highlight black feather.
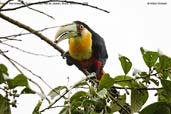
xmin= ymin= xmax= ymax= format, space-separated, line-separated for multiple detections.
xmin=74 ymin=21 xmax=108 ymax=61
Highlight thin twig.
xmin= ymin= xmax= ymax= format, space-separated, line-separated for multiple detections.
xmin=28 ymin=78 xmax=51 ymax=104
xmin=3 ymin=54 xmax=67 ymax=100
xmin=0 ymin=49 xmax=51 ymax=103
xmin=5 ymin=56 xmax=55 ymax=91
xmin=19 ymin=0 xmax=55 ymax=20
xmin=0 ymin=49 xmax=23 ymax=73
xmin=0 ymin=12 xmax=90 ymax=76
xmin=40 ymin=74 xmax=95 ymax=112
xmin=0 ymin=12 xmax=65 ymax=54
xmin=1 ymin=0 xmax=110 ymax=13
xmin=0 ymin=37 xmax=22 ymax=42
xmin=0 ymin=0 xmax=13 ymax=10
xmin=0 ymin=25 xmax=59 ymax=39
xmin=0 ymin=50 xmax=9 ymax=54
xmin=1 ymin=42 xmax=58 ymax=57
xmin=113 ymin=86 xmax=162 ymax=90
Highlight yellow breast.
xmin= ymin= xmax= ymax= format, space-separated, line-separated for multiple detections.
xmin=69 ymin=31 xmax=92 ymax=61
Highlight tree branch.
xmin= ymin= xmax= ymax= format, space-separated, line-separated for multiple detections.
xmin=1 ymin=42 xmax=58 ymax=57
xmin=1 ymin=0 xmax=110 ymax=13
xmin=0 ymin=12 xmax=65 ymax=54
xmin=0 ymin=12 xmax=90 ymax=76
xmin=0 ymin=25 xmax=59 ymax=39
xmin=113 ymin=86 xmax=162 ymax=90
xmin=19 ymin=0 xmax=55 ymax=20
xmin=0 ymin=49 xmax=51 ymax=103
xmin=0 ymin=0 xmax=13 ymax=10
xmin=40 ymin=73 xmax=95 ymax=112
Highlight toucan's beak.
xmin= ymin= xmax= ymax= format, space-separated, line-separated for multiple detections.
xmin=54 ymin=23 xmax=78 ymax=43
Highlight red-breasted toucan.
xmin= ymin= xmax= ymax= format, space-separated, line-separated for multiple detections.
xmin=54 ymin=21 xmax=108 ymax=80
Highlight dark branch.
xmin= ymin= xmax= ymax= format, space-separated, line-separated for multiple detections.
xmin=0 ymin=12 xmax=65 ymax=54
xmin=1 ymin=0 xmax=110 ymax=13
xmin=1 ymin=42 xmax=58 ymax=57
xmin=114 ymin=86 xmax=162 ymax=90
xmin=0 ymin=25 xmax=59 ymax=39
xmin=19 ymin=0 xmax=55 ymax=20
xmin=0 ymin=37 xmax=22 ymax=41
xmin=0 ymin=0 xmax=13 ymax=10
xmin=0 ymin=12 xmax=90 ymax=76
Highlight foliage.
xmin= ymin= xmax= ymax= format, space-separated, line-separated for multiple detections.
xmin=0 ymin=0 xmax=170 ymax=113
xmin=1 ymin=47 xmax=171 ymax=114
xmin=0 ymin=64 xmax=35 ymax=114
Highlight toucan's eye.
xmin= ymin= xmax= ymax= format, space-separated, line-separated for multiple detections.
xmin=79 ymin=25 xmax=84 ymax=30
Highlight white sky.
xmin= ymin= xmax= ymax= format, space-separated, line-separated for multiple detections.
xmin=0 ymin=0 xmax=171 ymax=114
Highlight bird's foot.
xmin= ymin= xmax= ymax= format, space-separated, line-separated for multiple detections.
xmin=87 ymin=72 xmax=96 ymax=79
xmin=62 ymin=51 xmax=68 ymax=59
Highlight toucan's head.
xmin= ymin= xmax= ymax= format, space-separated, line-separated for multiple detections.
xmin=54 ymin=21 xmax=92 ymax=43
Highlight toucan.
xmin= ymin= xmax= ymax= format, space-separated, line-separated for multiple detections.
xmin=54 ymin=21 xmax=108 ymax=80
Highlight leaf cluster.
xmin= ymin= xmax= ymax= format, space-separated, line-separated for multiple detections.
xmin=54 ymin=47 xmax=171 ymax=114
xmin=2 ymin=47 xmax=171 ymax=114
xmin=0 ymin=64 xmax=35 ymax=114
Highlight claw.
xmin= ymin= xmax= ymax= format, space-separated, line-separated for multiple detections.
xmin=62 ymin=51 xmax=68 ymax=59
xmin=87 ymin=72 xmax=96 ymax=78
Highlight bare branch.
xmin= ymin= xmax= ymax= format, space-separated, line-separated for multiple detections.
xmin=0 ymin=0 xmax=13 ymax=10
xmin=40 ymin=74 xmax=95 ymax=112
xmin=0 ymin=49 xmax=23 ymax=73
xmin=113 ymin=86 xmax=162 ymax=90
xmin=19 ymin=0 xmax=55 ymax=20
xmin=1 ymin=0 xmax=110 ymax=13
xmin=1 ymin=42 xmax=58 ymax=57
xmin=0 ymin=25 xmax=59 ymax=39
xmin=0 ymin=37 xmax=22 ymax=42
xmin=0 ymin=49 xmax=51 ymax=103
xmin=0 ymin=12 xmax=65 ymax=54
xmin=0 ymin=12 xmax=90 ymax=76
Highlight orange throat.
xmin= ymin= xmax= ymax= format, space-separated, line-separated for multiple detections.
xmin=69 ymin=30 xmax=92 ymax=61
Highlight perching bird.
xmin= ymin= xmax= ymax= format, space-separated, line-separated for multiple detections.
xmin=54 ymin=21 xmax=108 ymax=80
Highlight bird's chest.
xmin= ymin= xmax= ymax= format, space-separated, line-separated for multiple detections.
xmin=69 ymin=36 xmax=92 ymax=61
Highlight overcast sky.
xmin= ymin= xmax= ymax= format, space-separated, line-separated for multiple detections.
xmin=0 ymin=0 xmax=171 ymax=114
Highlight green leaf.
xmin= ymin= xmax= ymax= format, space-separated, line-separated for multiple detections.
xmin=119 ymin=55 xmax=132 ymax=75
xmin=7 ymin=74 xmax=28 ymax=89
xmin=158 ymin=80 xmax=171 ymax=103
xmin=97 ymin=88 xmax=107 ymax=98
xmin=0 ymin=95 xmax=11 ymax=114
xmin=140 ymin=47 xmax=159 ymax=68
xmin=131 ymin=83 xmax=148 ymax=112
xmin=113 ymin=75 xmax=137 ymax=87
xmin=0 ymin=64 xmax=8 ymax=84
xmin=140 ymin=102 xmax=170 ymax=114
xmin=70 ymin=91 xmax=88 ymax=103
xmin=110 ymin=94 xmax=126 ymax=112
xmin=59 ymin=107 xmax=69 ymax=114
xmin=92 ymin=97 xmax=106 ymax=113
xmin=32 ymin=100 xmax=42 ymax=114
xmin=158 ymin=89 xmax=171 ymax=103
xmin=48 ymin=86 xmax=67 ymax=100
xmin=90 ymin=86 xmax=96 ymax=96
xmin=0 ymin=64 xmax=8 ymax=75
xmin=73 ymin=81 xmax=88 ymax=88
xmin=161 ymin=80 xmax=171 ymax=93
xmin=159 ymin=55 xmax=171 ymax=69
xmin=114 ymin=76 xmax=148 ymax=112
xmin=21 ymin=87 xmax=36 ymax=94
xmin=155 ymin=55 xmax=171 ymax=79
xmin=0 ymin=73 xmax=5 ymax=84
xmin=150 ymin=78 xmax=159 ymax=86
xmin=99 ymin=74 xmax=115 ymax=90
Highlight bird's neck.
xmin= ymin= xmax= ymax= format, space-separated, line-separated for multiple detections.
xmin=69 ymin=30 xmax=92 ymax=61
